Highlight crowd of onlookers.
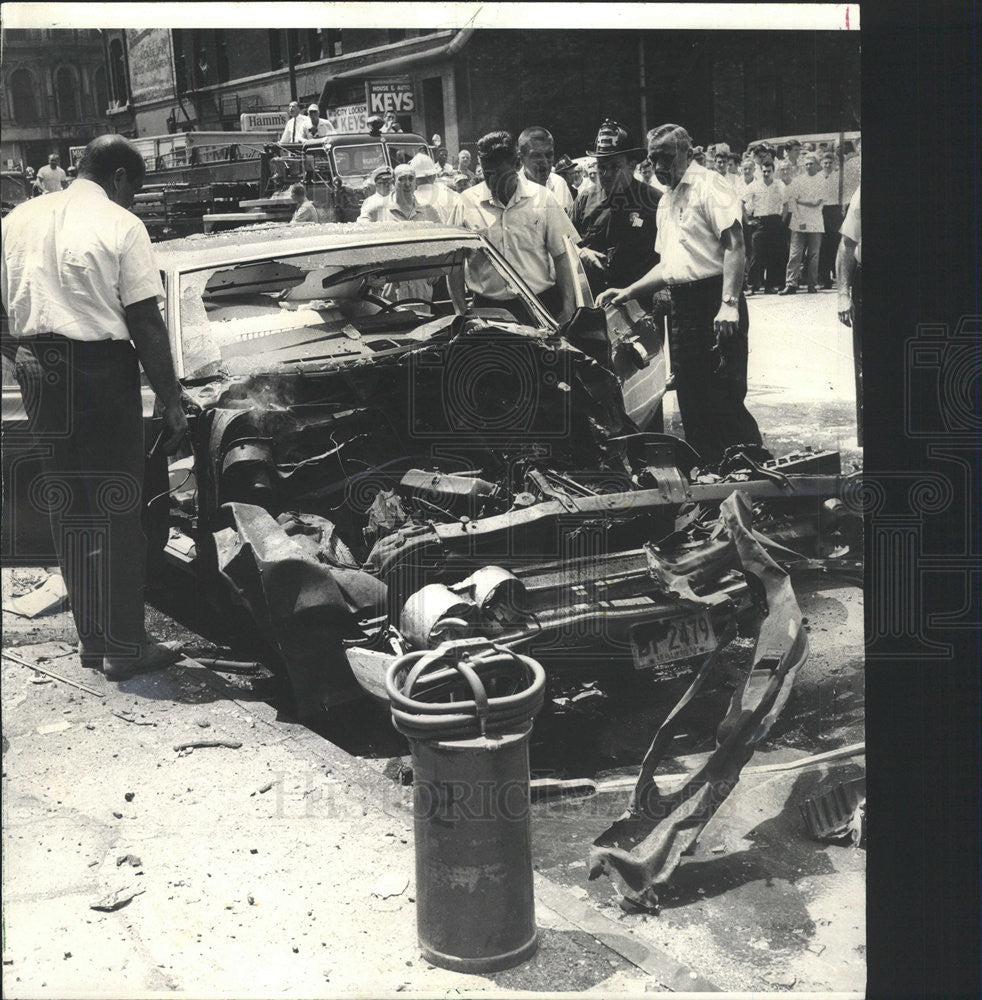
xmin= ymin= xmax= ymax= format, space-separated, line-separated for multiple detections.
xmin=345 ymin=122 xmax=860 ymax=294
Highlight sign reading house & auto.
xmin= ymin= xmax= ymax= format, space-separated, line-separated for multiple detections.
xmin=366 ymin=79 xmax=416 ymax=115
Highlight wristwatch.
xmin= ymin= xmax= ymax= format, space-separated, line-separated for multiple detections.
xmin=722 ymin=294 xmax=739 ymax=307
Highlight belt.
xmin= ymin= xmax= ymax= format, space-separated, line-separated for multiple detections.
xmin=19 ymin=333 xmax=132 ymax=356
xmin=667 ymin=274 xmax=724 ymax=292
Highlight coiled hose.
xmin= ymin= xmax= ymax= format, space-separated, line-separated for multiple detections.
xmin=385 ymin=641 xmax=546 ymax=741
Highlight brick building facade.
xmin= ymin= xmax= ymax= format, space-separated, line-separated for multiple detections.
xmin=0 ymin=28 xmax=112 ymax=171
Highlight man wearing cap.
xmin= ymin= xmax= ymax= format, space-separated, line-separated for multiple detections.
xmin=408 ymin=152 xmax=460 ymax=223
xmin=449 ymin=130 xmax=580 ymax=322
xmin=517 ymin=126 xmax=574 ymax=215
xmin=570 ymin=120 xmax=661 ymax=297
xmin=357 ymin=164 xmax=395 ymax=221
xmin=279 ymin=101 xmax=308 ymax=144
xmin=780 ymin=152 xmax=825 ymax=293
xmin=300 ymin=104 xmax=334 ymax=140
xmin=596 ymin=123 xmax=764 ymax=468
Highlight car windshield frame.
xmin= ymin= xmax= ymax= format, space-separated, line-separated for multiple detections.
xmin=170 ymin=232 xmax=557 ymax=380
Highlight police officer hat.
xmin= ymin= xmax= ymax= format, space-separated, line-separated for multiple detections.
xmin=553 ymin=154 xmax=577 ymax=175
xmin=586 ymin=119 xmax=644 ymax=159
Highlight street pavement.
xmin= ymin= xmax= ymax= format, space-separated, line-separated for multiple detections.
xmin=665 ymin=287 xmax=861 ymax=467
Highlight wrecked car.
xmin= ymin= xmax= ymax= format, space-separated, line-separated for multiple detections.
xmin=3 ymin=220 xmax=858 ymax=731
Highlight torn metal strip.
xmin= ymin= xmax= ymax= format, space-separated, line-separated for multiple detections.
xmin=589 ymin=491 xmax=809 ymax=909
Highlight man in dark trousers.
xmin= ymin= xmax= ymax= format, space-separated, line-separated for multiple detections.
xmin=597 ymin=123 xmax=764 ymax=468
xmin=1 ymin=135 xmax=188 ymax=679
xmin=570 ymin=119 xmax=661 ymax=297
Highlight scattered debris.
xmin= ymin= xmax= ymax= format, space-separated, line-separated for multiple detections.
xmin=530 ymin=777 xmax=598 ymax=801
xmin=90 ymin=887 xmax=145 ymax=912
xmin=37 ymin=721 xmax=71 ymax=735
xmin=174 ymin=740 xmax=243 ymax=753
xmin=1 ymin=572 xmax=68 ymax=618
xmin=111 ymin=711 xmax=155 ymax=726
xmin=250 ymin=848 xmax=258 ymax=854
xmin=765 ymin=971 xmax=797 ymax=988
xmin=254 ymin=781 xmax=276 ymax=795
xmin=247 ymin=894 xmax=255 ymax=905
xmin=371 ymin=873 xmax=409 ymax=899
xmin=196 ymin=718 xmax=211 ymax=729
xmin=112 ymin=812 xmax=123 ymax=819
xmin=116 ymin=855 xmax=142 ymax=868
xmin=124 ymin=791 xmax=135 ymax=802
xmin=800 ymin=777 xmax=866 ymax=845
xmin=2 ymin=649 xmax=105 ymax=698
xmin=196 ymin=658 xmax=264 ymax=674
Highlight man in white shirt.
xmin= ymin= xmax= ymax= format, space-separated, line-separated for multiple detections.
xmin=449 ymin=130 xmax=579 ymax=322
xmin=780 ymin=152 xmax=825 ymax=293
xmin=517 ymin=125 xmax=574 ymax=215
xmin=597 ymin=122 xmax=764 ymax=467
xmin=300 ymin=104 xmax=334 ymax=140
xmin=1 ymin=135 xmax=187 ymax=679
xmin=279 ymin=101 xmax=308 ymax=144
xmin=744 ymin=159 xmax=788 ymax=293
xmin=818 ymin=150 xmax=843 ymax=288
xmin=357 ymin=165 xmax=395 ymax=221
xmin=35 ymin=152 xmax=68 ymax=193
xmin=837 ymin=187 xmax=862 ymax=443
xmin=409 ymin=152 xmax=461 ymax=223
xmin=289 ymin=183 xmax=319 ymax=223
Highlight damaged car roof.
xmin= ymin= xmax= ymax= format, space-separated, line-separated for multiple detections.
xmin=153 ymin=220 xmax=473 ymax=272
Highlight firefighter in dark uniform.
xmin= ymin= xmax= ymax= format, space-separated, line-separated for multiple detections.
xmin=571 ymin=120 xmax=662 ymax=297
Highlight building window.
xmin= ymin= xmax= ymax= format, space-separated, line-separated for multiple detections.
xmin=325 ymin=29 xmax=342 ymax=58
xmin=215 ymin=30 xmax=230 ymax=83
xmin=55 ymin=66 xmax=79 ymax=121
xmin=8 ymin=68 xmax=37 ymax=122
xmin=109 ymin=38 xmax=128 ymax=105
xmin=93 ymin=65 xmax=109 ymax=115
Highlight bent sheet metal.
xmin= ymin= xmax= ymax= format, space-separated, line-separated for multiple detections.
xmin=588 ymin=490 xmax=809 ymax=910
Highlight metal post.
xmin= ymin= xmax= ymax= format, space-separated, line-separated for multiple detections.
xmin=287 ymin=30 xmax=298 ymax=102
xmin=638 ymin=37 xmax=647 ymax=140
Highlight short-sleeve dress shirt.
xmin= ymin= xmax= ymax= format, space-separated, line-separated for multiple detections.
xmin=280 ymin=115 xmax=309 ymax=143
xmin=746 ymin=177 xmax=788 ymax=217
xmin=449 ymin=173 xmax=580 ymax=298
xmin=654 ymin=161 xmax=743 ymax=284
xmin=519 ymin=168 xmax=574 ymax=215
xmin=1 ymin=178 xmax=164 ymax=342
xmin=787 ymin=172 xmax=826 ymax=232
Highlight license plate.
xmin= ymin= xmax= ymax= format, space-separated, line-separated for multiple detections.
xmin=631 ymin=612 xmax=717 ymax=670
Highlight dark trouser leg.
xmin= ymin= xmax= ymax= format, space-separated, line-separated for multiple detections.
xmin=761 ymin=216 xmax=783 ymax=287
xmin=745 ymin=222 xmax=762 ymax=288
xmin=15 ymin=338 xmax=147 ymax=660
xmin=819 ymin=205 xmax=842 ymax=284
xmin=671 ymin=278 xmax=763 ymax=467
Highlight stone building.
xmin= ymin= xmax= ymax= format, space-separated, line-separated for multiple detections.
xmin=0 ymin=28 xmax=112 ymax=171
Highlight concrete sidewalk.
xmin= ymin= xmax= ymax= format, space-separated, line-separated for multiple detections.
xmin=1 ymin=612 xmax=717 ymax=998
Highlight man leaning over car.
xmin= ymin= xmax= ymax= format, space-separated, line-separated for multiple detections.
xmin=1 ymin=135 xmax=188 ymax=680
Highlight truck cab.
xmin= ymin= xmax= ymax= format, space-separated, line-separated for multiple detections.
xmin=267 ymin=132 xmax=432 ymax=222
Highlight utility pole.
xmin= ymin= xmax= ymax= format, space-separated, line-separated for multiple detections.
xmin=287 ymin=29 xmax=298 ymax=102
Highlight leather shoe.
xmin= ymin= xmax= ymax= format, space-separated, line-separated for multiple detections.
xmin=807 ymin=285 xmax=817 ymax=293
xmin=103 ymin=642 xmax=183 ymax=681
xmin=664 ymin=371 xmax=677 ymax=392
xmin=778 ymin=285 xmax=797 ymax=295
